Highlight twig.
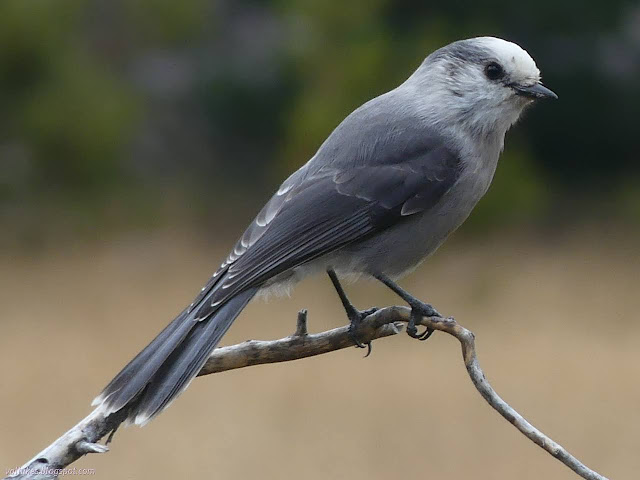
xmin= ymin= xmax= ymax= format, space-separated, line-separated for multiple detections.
xmin=4 ymin=307 xmax=608 ymax=480
xmin=416 ymin=313 xmax=609 ymax=480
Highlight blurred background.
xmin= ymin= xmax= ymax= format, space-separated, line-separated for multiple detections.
xmin=1 ymin=1 xmax=639 ymax=479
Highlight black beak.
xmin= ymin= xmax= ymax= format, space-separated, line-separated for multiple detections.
xmin=511 ymin=82 xmax=558 ymax=100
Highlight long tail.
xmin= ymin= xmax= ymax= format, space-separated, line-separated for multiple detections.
xmin=92 ymin=287 xmax=258 ymax=426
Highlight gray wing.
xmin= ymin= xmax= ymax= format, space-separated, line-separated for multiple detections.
xmin=188 ymin=137 xmax=461 ymax=321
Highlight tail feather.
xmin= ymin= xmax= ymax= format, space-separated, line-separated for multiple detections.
xmin=132 ymin=288 xmax=256 ymax=424
xmin=93 ymin=287 xmax=257 ymax=424
xmin=92 ymin=307 xmax=193 ymax=410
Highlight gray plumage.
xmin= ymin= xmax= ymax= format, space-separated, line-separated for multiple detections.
xmin=93 ymin=36 xmax=556 ymax=425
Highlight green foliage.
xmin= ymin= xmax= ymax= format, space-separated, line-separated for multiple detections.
xmin=0 ymin=0 xmax=638 ymax=238
xmin=19 ymin=52 xmax=137 ymax=192
xmin=124 ymin=0 xmax=211 ymax=45
xmin=0 ymin=0 xmax=138 ymax=201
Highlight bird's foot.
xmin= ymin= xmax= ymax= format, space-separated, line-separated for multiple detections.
xmin=347 ymin=306 xmax=378 ymax=356
xmin=373 ymin=274 xmax=443 ymax=342
xmin=405 ymin=299 xmax=441 ymax=341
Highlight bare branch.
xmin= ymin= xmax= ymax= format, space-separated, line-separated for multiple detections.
xmin=415 ymin=313 xmax=609 ymax=480
xmin=4 ymin=307 xmax=609 ymax=480
xmin=198 ymin=306 xmax=404 ymax=376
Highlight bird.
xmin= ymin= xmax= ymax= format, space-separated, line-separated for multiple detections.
xmin=92 ymin=36 xmax=557 ymax=427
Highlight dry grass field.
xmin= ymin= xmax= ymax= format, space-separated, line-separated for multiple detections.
xmin=1 ymin=227 xmax=639 ymax=479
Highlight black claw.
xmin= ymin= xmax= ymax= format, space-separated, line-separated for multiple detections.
xmin=406 ymin=297 xmax=440 ymax=341
xmin=373 ymin=273 xmax=446 ymax=344
xmin=406 ymin=323 xmax=418 ymax=338
xmin=348 ymin=322 xmax=368 ymax=349
xmin=407 ymin=304 xmax=437 ymax=342
xmin=347 ymin=307 xmax=378 ymax=355
xmin=418 ymin=327 xmax=434 ymax=341
xmin=406 ymin=323 xmax=433 ymax=340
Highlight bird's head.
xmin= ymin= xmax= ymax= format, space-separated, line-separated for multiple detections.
xmin=408 ymin=37 xmax=557 ymax=138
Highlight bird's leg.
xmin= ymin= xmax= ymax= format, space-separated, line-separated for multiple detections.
xmin=327 ymin=269 xmax=377 ymax=356
xmin=374 ymin=273 xmax=441 ymax=341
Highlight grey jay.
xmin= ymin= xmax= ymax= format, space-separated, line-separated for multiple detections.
xmin=93 ymin=37 xmax=556 ymax=426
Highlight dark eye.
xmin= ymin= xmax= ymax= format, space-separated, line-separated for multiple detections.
xmin=485 ymin=62 xmax=504 ymax=81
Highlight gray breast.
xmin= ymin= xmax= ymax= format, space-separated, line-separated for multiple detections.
xmin=331 ymin=144 xmax=501 ymax=279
